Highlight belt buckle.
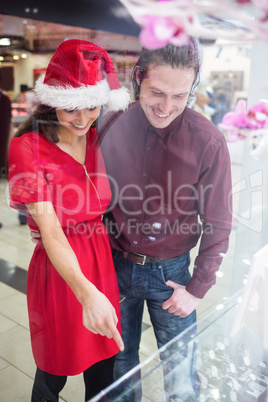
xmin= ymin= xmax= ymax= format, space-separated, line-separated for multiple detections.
xmin=135 ymin=253 xmax=146 ymax=265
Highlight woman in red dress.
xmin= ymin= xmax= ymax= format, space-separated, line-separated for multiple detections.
xmin=8 ymin=39 xmax=130 ymax=401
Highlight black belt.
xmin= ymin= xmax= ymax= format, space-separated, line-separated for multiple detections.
xmin=113 ymin=249 xmax=179 ymax=266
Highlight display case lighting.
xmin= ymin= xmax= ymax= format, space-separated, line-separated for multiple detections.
xmin=0 ymin=38 xmax=11 ymax=46
xmin=242 ymin=258 xmax=251 ymax=265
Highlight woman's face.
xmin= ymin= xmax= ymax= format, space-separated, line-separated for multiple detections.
xmin=56 ymin=107 xmax=101 ymax=136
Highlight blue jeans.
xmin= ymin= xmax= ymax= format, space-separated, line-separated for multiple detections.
xmin=112 ymin=250 xmax=199 ymax=401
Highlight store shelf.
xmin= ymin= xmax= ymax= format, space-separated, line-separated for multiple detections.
xmin=11 ymin=103 xmax=31 ymax=131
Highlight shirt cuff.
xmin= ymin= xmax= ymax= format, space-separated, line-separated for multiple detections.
xmin=186 ymin=276 xmax=213 ymax=299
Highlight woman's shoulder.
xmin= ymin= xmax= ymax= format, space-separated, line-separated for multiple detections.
xmin=12 ymin=131 xmax=38 ymax=144
xmin=10 ymin=132 xmax=54 ymax=163
xmin=11 ymin=131 xmax=51 ymax=148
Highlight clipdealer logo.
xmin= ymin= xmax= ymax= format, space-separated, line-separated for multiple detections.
xmin=10 ymin=169 xmax=266 ymax=235
xmin=6 ymin=170 xmax=214 ymax=217
xmin=232 ymin=169 xmax=263 ymax=233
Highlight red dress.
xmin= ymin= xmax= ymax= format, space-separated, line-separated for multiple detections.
xmin=8 ymin=129 xmax=120 ymax=376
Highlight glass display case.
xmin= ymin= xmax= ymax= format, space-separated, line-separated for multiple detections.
xmin=90 ymin=244 xmax=268 ymax=402
xmin=1 ymin=5 xmax=268 ymax=402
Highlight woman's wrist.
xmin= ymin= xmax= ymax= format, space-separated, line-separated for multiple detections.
xmin=75 ymin=278 xmax=98 ymax=305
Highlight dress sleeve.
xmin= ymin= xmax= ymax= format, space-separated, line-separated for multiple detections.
xmin=8 ymin=135 xmax=52 ymax=210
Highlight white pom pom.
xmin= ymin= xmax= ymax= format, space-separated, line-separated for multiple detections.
xmin=107 ymin=87 xmax=131 ymax=111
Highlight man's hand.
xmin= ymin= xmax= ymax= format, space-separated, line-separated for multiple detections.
xmin=162 ymin=281 xmax=201 ymax=317
xmin=30 ymin=229 xmax=41 ymax=244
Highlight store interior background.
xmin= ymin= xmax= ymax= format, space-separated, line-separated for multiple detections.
xmin=0 ymin=2 xmax=268 ymax=401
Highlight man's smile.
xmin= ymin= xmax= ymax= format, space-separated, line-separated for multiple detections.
xmin=152 ymin=109 xmax=172 ymax=118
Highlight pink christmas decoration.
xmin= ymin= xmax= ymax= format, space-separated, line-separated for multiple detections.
xmin=218 ymin=100 xmax=268 ymax=142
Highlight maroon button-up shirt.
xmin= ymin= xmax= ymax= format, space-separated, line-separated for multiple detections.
xmin=99 ymin=102 xmax=232 ymax=298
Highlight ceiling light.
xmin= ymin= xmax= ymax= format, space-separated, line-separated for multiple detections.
xmin=0 ymin=38 xmax=11 ymax=46
xmin=0 ymin=56 xmax=4 ymax=61
xmin=21 ymin=53 xmax=28 ymax=59
xmin=13 ymin=55 xmax=20 ymax=60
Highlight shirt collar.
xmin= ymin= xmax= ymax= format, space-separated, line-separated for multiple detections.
xmin=136 ymin=102 xmax=151 ymax=131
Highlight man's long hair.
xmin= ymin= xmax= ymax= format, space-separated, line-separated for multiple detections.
xmin=132 ymin=37 xmax=201 ymax=105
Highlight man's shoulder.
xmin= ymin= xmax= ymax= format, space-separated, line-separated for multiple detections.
xmin=183 ymin=107 xmax=216 ymax=130
xmin=102 ymin=102 xmax=139 ymax=123
xmin=182 ymin=107 xmax=225 ymax=144
xmin=98 ymin=102 xmax=140 ymax=141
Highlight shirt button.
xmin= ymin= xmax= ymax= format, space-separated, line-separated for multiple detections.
xmin=147 ymin=146 xmax=151 ymax=151
xmin=133 ymin=241 xmax=137 ymax=244
xmin=143 ymin=172 xmax=147 ymax=176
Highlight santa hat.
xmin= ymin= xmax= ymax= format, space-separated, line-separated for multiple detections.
xmin=34 ymin=39 xmax=130 ymax=111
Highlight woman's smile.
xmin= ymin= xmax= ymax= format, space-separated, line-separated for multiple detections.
xmin=56 ymin=107 xmax=101 ymax=137
xmin=71 ymin=121 xmax=90 ymax=130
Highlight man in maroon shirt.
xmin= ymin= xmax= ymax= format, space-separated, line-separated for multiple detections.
xmin=99 ymin=38 xmax=232 ymax=401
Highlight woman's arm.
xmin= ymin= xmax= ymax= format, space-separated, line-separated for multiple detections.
xmin=26 ymin=201 xmax=124 ymax=351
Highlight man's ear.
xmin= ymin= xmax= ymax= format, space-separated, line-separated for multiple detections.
xmin=134 ymin=67 xmax=141 ymax=85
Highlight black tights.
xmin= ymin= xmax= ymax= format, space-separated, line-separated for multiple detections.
xmin=31 ymin=356 xmax=115 ymax=402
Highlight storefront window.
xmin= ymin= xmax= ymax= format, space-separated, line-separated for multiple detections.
xmin=1 ymin=3 xmax=268 ymax=401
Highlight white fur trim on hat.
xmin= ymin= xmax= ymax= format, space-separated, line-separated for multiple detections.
xmin=107 ymin=87 xmax=131 ymax=111
xmin=34 ymin=74 xmax=111 ymax=110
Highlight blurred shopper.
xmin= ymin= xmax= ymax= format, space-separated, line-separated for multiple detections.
xmin=0 ymin=88 xmax=12 ymax=176
xmin=192 ymin=83 xmax=215 ymax=120
xmin=0 ymin=88 xmax=12 ymax=229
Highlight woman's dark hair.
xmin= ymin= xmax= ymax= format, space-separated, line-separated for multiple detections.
xmin=14 ymin=104 xmax=101 ymax=142
xmin=14 ymin=103 xmax=60 ymax=142
xmin=132 ymin=37 xmax=201 ymax=105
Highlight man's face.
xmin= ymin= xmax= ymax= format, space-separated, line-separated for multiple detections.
xmin=138 ymin=64 xmax=195 ymax=129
